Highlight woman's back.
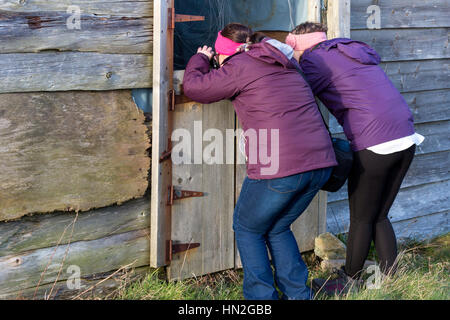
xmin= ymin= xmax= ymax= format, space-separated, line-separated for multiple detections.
xmin=183 ymin=39 xmax=337 ymax=179
xmin=300 ymin=38 xmax=415 ymax=151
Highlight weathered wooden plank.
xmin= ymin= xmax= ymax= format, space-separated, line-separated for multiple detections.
xmin=330 ymin=120 xmax=450 ymax=155
xmin=327 ymin=0 xmax=351 ymax=38
xmin=327 ymin=179 xmax=450 ymax=235
xmin=0 ymin=0 xmax=153 ymax=17
xmin=0 ymin=91 xmax=150 ymax=221
xmin=351 ymin=28 xmax=449 ymax=61
xmin=234 ymin=115 xmax=247 ymax=269
xmin=308 ymin=0 xmax=322 ymax=23
xmin=0 ymin=228 xmax=150 ymax=295
xmin=0 ymin=10 xmax=153 ymax=54
xmin=150 ymin=0 xmax=172 ymax=268
xmin=291 ymin=194 xmax=321 ymax=253
xmin=351 ymin=0 xmax=450 ymax=29
xmin=405 ymin=89 xmax=450 ymax=124
xmin=0 ymin=52 xmax=152 ymax=93
xmin=0 ymin=265 xmax=151 ymax=300
xmin=383 ymin=59 xmax=450 ymax=93
xmin=393 ymin=211 xmax=449 ymax=241
xmin=0 ymin=197 xmax=150 ymax=257
xmin=167 ymin=100 xmax=236 ymax=281
xmin=328 ymin=149 xmax=450 ymax=203
xmin=413 ymin=121 xmax=450 ymax=155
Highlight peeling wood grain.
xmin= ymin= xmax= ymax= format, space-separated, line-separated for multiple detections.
xmin=0 ymin=91 xmax=150 ymax=221
xmin=0 ymin=10 xmax=153 ymax=54
xmin=0 ymin=52 xmax=152 ymax=92
xmin=351 ymin=0 xmax=450 ymax=29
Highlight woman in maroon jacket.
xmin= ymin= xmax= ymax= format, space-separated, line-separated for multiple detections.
xmin=183 ymin=23 xmax=336 ymax=300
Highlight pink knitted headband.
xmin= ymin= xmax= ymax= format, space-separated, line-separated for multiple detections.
xmin=214 ymin=31 xmax=245 ymax=56
xmin=285 ymin=32 xmax=328 ymax=51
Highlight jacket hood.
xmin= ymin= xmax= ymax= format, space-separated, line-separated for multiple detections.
xmin=316 ymin=38 xmax=381 ymax=65
xmin=246 ymin=38 xmax=296 ymax=69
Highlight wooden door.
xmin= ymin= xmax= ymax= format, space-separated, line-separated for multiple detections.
xmin=151 ymin=0 xmax=334 ymax=279
xmin=167 ymin=100 xmax=236 ymax=280
xmin=151 ymin=0 xmax=236 ymax=281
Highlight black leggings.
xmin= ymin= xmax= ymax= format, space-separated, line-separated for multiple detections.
xmin=345 ymin=144 xmax=416 ymax=278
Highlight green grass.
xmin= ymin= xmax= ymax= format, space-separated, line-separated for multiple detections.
xmin=116 ymin=269 xmax=244 ymax=300
xmin=115 ymin=233 xmax=449 ymax=300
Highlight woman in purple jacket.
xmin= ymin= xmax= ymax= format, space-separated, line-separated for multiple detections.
xmin=183 ymin=23 xmax=337 ymax=300
xmin=286 ymin=22 xmax=424 ymax=293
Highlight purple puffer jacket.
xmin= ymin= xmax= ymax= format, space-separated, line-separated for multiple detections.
xmin=300 ymin=38 xmax=415 ymax=151
xmin=183 ymin=39 xmax=337 ymax=179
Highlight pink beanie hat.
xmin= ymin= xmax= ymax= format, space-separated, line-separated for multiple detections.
xmin=285 ymin=32 xmax=328 ymax=51
xmin=214 ymin=31 xmax=245 ymax=56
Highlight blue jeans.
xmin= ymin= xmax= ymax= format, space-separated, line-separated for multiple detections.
xmin=233 ymin=167 xmax=333 ymax=300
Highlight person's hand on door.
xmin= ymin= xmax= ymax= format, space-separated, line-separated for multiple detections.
xmin=197 ymin=46 xmax=214 ymax=60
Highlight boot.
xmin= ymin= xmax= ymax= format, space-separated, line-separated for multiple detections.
xmin=312 ymin=266 xmax=364 ymax=297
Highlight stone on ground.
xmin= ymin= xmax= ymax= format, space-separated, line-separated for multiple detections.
xmin=314 ymin=232 xmax=347 ymax=260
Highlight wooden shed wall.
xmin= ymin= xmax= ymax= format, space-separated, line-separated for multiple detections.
xmin=0 ymin=1 xmax=154 ymax=299
xmin=327 ymin=0 xmax=450 ymax=240
xmin=0 ymin=0 xmax=153 ymax=93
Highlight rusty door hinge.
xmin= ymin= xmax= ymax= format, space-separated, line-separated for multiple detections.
xmin=159 ymin=150 xmax=172 ymax=163
xmin=168 ymin=7 xmax=205 ymax=29
xmin=168 ymin=89 xmax=175 ymax=111
xmin=167 ymin=240 xmax=201 ymax=261
xmin=167 ymin=185 xmax=204 ymax=206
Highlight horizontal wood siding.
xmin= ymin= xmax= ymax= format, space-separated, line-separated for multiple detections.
xmin=0 ymin=0 xmax=153 ymax=16
xmin=351 ymin=28 xmax=449 ymax=61
xmin=0 ymin=0 xmax=153 ymax=92
xmin=0 ymin=10 xmax=153 ymax=54
xmin=0 ymin=228 xmax=150 ymax=295
xmin=0 ymin=198 xmax=150 ymax=256
xmin=328 ymin=147 xmax=450 ymax=203
xmin=328 ymin=180 xmax=450 ymax=235
xmin=351 ymin=0 xmax=450 ymax=29
xmin=0 ymin=197 xmax=150 ymax=298
xmin=0 ymin=52 xmax=152 ymax=93
xmin=382 ymin=59 xmax=450 ymax=93
xmin=327 ymin=0 xmax=450 ymax=240
xmin=0 ymin=265 xmax=152 ymax=300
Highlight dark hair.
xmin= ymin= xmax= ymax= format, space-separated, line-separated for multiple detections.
xmin=221 ymin=23 xmax=265 ymax=45
xmin=291 ymin=22 xmax=328 ymax=35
